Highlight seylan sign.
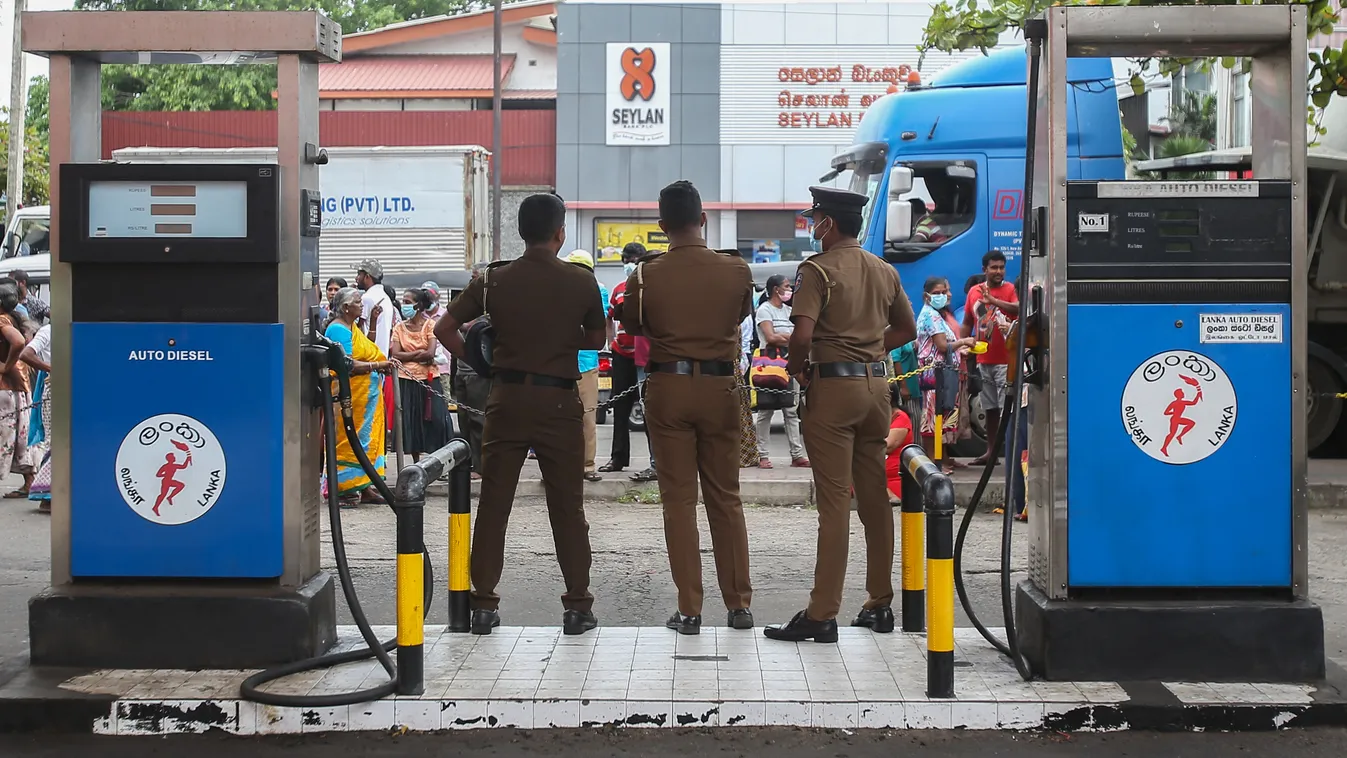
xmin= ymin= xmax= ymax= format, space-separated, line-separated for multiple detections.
xmin=606 ymin=43 xmax=672 ymax=146
xmin=116 ymin=413 xmax=228 ymax=526
xmin=1120 ymin=350 xmax=1238 ymax=466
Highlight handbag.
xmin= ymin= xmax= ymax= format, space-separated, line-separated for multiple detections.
xmin=750 ymin=346 xmax=796 ymax=411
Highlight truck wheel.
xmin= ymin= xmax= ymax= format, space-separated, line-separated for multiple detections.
xmin=1308 ymin=354 xmax=1344 ymax=455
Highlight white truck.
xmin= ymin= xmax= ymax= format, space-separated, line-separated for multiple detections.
xmin=1137 ymin=99 xmax=1347 ymax=456
xmin=110 ymin=145 xmax=492 ymax=285
xmin=0 ymin=205 xmax=53 ymax=300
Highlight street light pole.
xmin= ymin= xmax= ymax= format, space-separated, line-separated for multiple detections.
xmin=491 ymin=0 xmax=502 ymax=261
xmin=6 ymin=0 xmax=27 ymax=223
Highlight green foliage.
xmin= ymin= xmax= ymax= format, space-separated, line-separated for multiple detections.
xmin=921 ymin=0 xmax=1344 ymax=133
xmin=75 ymin=0 xmax=483 ymax=111
xmin=0 ymin=110 xmax=52 ymax=206
xmin=1134 ymin=134 xmax=1216 ymax=180
xmin=1164 ymin=89 xmax=1217 ymax=144
xmin=26 ymin=76 xmax=49 ymax=142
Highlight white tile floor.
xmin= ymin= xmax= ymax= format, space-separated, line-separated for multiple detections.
xmin=57 ymin=625 xmax=1317 ymax=735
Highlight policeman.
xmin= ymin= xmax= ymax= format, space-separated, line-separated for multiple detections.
xmin=763 ymin=186 xmax=917 ymax=643
xmin=434 ymin=193 xmax=608 ymax=636
xmin=613 ymin=180 xmax=755 ymax=635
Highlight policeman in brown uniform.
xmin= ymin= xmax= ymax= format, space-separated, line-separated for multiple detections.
xmin=613 ymin=180 xmax=756 ymax=635
xmin=434 ymin=193 xmax=607 ymax=636
xmin=763 ymin=186 xmax=917 ymax=643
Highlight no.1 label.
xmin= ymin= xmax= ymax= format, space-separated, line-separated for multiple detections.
xmin=1198 ymin=313 xmax=1283 ymax=344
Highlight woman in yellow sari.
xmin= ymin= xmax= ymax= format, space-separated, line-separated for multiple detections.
xmin=326 ymin=287 xmax=393 ymax=507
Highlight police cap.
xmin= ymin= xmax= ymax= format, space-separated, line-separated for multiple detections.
xmin=799 ymin=186 xmax=868 ymax=219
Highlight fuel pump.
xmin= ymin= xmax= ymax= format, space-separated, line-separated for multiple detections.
xmin=1011 ymin=5 xmax=1323 ymax=683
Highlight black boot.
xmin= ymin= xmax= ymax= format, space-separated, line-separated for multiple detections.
xmin=471 ymin=609 xmax=500 ymax=635
xmin=763 ymin=610 xmax=839 ymax=643
xmin=727 ymin=609 xmax=754 ymax=630
xmin=851 ymin=606 xmax=895 ymax=634
xmin=563 ymin=609 xmax=598 ymax=635
xmin=665 ymin=611 xmax=701 ymax=635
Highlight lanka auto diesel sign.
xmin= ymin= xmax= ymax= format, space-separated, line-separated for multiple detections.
xmin=606 ymin=42 xmax=671 ymax=146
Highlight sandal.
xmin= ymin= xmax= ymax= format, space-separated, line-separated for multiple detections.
xmin=758 ymin=458 xmax=774 ymax=469
xmin=4 ymin=489 xmax=28 ymax=499
xmin=598 ymin=461 xmax=624 ymax=473
xmin=630 ymin=468 xmax=657 ymax=482
xmin=584 ymin=472 xmax=602 ymax=482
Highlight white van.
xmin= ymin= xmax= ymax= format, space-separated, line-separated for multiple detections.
xmin=0 ymin=205 xmax=51 ymax=301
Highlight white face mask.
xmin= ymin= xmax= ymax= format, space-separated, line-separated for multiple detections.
xmin=623 ymin=262 xmax=636 ymax=277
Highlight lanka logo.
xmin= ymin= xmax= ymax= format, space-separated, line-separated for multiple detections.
xmin=1120 ymin=350 xmax=1237 ymax=465
xmin=115 ymin=413 xmax=227 ymax=525
xmin=619 ymin=47 xmax=657 ymax=102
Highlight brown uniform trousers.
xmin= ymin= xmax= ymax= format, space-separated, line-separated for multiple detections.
xmin=646 ymin=370 xmax=753 ymax=616
xmin=472 ymin=379 xmax=593 ymax=612
xmin=803 ymin=372 xmax=894 ymax=621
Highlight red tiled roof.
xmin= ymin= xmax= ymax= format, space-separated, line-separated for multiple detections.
xmin=320 ymin=55 xmax=517 ymax=96
xmin=503 ymin=89 xmax=556 ymax=99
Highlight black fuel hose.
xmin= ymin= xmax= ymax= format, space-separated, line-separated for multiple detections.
xmin=950 ymin=35 xmax=1040 ymax=681
xmin=240 ymin=366 xmax=435 ymax=706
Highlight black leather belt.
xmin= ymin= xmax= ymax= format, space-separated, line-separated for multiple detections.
xmin=814 ymin=361 xmax=886 ymax=379
xmin=495 ymin=370 xmax=577 ymax=389
xmin=648 ymin=360 xmax=736 ymax=377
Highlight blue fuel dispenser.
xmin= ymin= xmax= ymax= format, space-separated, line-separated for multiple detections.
xmin=24 ymin=10 xmax=342 ymax=670
xmin=1012 ymin=5 xmax=1325 ymax=683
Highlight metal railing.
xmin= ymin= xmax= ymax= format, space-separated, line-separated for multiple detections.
xmin=392 ymin=437 xmax=472 ymax=695
xmin=898 ymin=444 xmax=958 ymax=700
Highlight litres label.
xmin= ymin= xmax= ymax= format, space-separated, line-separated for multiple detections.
xmin=1199 ymin=313 xmax=1282 ymax=343
xmin=115 ymin=413 xmax=227 ymax=526
xmin=1077 ymin=213 xmax=1109 ymax=233
xmin=1120 ymin=350 xmax=1237 ymax=465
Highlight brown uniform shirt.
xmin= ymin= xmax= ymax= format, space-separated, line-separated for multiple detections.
xmin=445 ymin=255 xmax=606 ymax=380
xmin=614 ymin=244 xmax=754 ymax=364
xmin=789 ymin=242 xmax=913 ymax=363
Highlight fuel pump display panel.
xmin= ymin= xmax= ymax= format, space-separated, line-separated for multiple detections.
xmin=1065 ymin=181 xmax=1291 ymax=282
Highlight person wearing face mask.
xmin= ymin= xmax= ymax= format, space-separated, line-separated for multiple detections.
xmin=763 ymin=186 xmax=917 ymax=644
xmin=391 ymin=288 xmax=454 ymax=463
xmin=753 ymin=274 xmax=808 ymax=469
xmin=612 ymin=180 xmax=756 ymax=636
xmin=435 ymin=193 xmax=606 ymax=636
xmin=599 ymin=242 xmax=655 ymax=476
xmin=916 ymin=277 xmax=976 ymax=475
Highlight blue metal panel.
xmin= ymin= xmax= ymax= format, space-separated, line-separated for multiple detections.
xmin=70 ymin=323 xmax=285 ymax=578
xmin=1066 ymin=303 xmax=1292 ymax=588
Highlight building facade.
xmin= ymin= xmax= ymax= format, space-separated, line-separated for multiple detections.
xmin=556 ymin=0 xmax=1008 ymax=263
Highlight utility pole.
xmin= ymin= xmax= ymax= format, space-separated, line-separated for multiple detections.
xmin=490 ymin=0 xmax=502 ymax=261
xmin=6 ymin=0 xmax=26 ymax=225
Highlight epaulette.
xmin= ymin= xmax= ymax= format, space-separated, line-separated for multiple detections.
xmin=486 ymin=260 xmax=512 ymax=270
xmin=637 ymin=251 xmax=664 ymax=263
xmin=715 ymin=248 xmax=740 ymax=256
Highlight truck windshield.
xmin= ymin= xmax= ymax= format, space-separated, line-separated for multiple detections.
xmin=848 ymin=168 xmax=882 ymax=244
xmin=4 ymin=217 xmax=50 ymax=259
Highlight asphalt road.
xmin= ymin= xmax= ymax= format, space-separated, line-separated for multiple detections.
xmin=4 ymin=728 xmax=1347 ymax=756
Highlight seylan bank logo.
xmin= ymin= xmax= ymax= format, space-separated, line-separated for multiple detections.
xmin=115 ymin=413 xmax=227 ymax=525
xmin=1120 ymin=350 xmax=1237 ymax=465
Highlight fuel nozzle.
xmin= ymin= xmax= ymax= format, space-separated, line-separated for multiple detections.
xmin=302 ymin=331 xmax=355 ymax=409
xmin=1007 ymin=285 xmax=1047 ymax=389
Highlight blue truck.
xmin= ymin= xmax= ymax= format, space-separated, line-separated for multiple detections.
xmin=824 ymin=46 xmax=1125 ymax=316
xmin=817 ymin=46 xmax=1125 ymax=453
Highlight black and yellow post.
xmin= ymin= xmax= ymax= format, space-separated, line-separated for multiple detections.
xmin=447 ymin=458 xmax=472 ymax=633
xmin=899 ymin=448 xmax=926 ymax=633
xmin=925 ymin=472 xmax=956 ymax=699
xmin=395 ymin=497 xmax=425 ymax=696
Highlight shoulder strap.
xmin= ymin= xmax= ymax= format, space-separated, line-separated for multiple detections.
xmin=482 ymin=267 xmax=491 ymax=317
xmin=636 ymin=261 xmax=646 ymax=325
xmin=800 ymin=258 xmax=832 ymax=310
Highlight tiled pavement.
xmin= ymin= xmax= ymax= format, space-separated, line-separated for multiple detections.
xmin=51 ymin=625 xmax=1332 ymax=735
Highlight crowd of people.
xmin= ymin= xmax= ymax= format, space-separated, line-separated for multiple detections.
xmin=0 ymin=271 xmax=52 ymax=514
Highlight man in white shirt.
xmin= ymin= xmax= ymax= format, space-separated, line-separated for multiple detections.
xmin=355 ymin=258 xmax=394 ymax=356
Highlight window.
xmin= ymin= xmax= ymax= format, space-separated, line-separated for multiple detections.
xmin=4 ymin=216 xmax=49 ymax=259
xmin=892 ymin=160 xmax=978 ymax=249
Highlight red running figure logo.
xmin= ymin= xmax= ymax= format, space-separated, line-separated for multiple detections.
xmin=152 ymin=440 xmax=193 ymax=517
xmin=1160 ymin=375 xmax=1203 ymax=458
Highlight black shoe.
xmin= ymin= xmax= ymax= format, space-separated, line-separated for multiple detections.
xmin=471 ymin=609 xmax=500 ymax=635
xmin=763 ymin=610 xmax=839 ymax=643
xmin=563 ymin=609 xmax=598 ymax=635
xmin=665 ymin=611 xmax=701 ymax=635
xmin=727 ymin=608 xmax=754 ymax=629
xmin=851 ymin=606 xmax=895 ymax=634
